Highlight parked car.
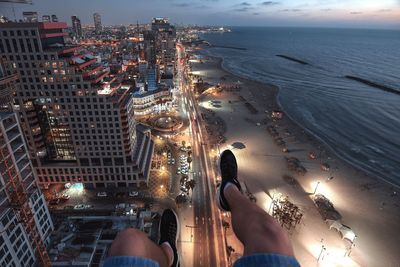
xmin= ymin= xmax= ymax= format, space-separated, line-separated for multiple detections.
xmin=129 ymin=191 xmax=139 ymax=197
xmin=97 ymin=192 xmax=107 ymax=197
xmin=74 ymin=204 xmax=93 ymax=210
xmin=60 ymin=194 xmax=70 ymax=200
xmin=49 ymin=199 xmax=60 ymax=205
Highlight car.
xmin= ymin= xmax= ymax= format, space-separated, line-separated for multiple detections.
xmin=64 ymin=205 xmax=74 ymax=210
xmin=129 ymin=191 xmax=139 ymax=197
xmin=74 ymin=204 xmax=93 ymax=210
xmin=97 ymin=192 xmax=107 ymax=197
xmin=180 ymin=186 xmax=189 ymax=192
xmin=60 ymin=194 xmax=70 ymax=200
xmin=115 ymin=203 xmax=126 ymax=210
xmin=176 ymin=169 xmax=181 ymax=174
xmin=167 ymin=152 xmax=172 ymax=158
xmin=171 ymin=159 xmax=175 ymax=165
xmin=49 ymin=199 xmax=60 ymax=205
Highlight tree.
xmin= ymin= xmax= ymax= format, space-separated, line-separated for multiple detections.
xmin=187 ymin=179 xmax=196 ymax=192
xmin=175 ymin=194 xmax=186 ymax=207
xmin=181 ymin=140 xmax=186 ymax=148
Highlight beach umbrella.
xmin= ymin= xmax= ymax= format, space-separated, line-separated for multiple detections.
xmin=339 ymin=225 xmax=356 ymax=243
xmin=326 ymin=219 xmax=342 ymax=232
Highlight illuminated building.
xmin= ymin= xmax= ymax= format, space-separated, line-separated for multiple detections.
xmin=0 ymin=20 xmax=153 ymax=188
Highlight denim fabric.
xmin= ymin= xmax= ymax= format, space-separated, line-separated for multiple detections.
xmin=103 ymin=253 xmax=300 ymax=267
xmin=103 ymin=256 xmax=159 ymax=267
xmin=234 ymin=253 xmax=301 ymax=267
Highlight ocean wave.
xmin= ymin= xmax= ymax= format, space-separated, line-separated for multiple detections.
xmin=199 ymin=30 xmax=400 ymax=187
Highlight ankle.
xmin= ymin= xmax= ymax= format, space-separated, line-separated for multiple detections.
xmin=160 ymin=242 xmax=174 ymax=266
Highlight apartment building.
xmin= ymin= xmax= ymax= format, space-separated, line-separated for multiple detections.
xmin=0 ymin=60 xmax=53 ymax=267
xmin=0 ymin=21 xmax=153 ymax=189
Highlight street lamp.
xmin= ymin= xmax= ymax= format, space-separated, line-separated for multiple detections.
xmin=313 ymin=181 xmax=321 ymax=195
xmin=317 ymin=245 xmax=326 ymax=262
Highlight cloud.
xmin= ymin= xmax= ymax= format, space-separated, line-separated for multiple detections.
xmin=350 ymin=11 xmax=362 ymax=15
xmin=233 ymin=7 xmax=252 ymax=12
xmin=281 ymin=9 xmax=302 ymax=12
xmin=260 ymin=1 xmax=279 ymax=6
xmin=378 ymin=9 xmax=391 ymax=12
xmin=239 ymin=2 xmax=251 ymax=6
xmin=320 ymin=8 xmax=332 ymax=12
xmin=172 ymin=2 xmax=192 ymax=7
xmin=253 ymin=12 xmax=260 ymax=15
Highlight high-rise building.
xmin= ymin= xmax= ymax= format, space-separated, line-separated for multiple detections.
xmin=71 ymin=15 xmax=82 ymax=39
xmin=22 ymin=11 xmax=38 ymax=22
xmin=93 ymin=12 xmax=102 ymax=34
xmin=0 ymin=59 xmax=53 ymax=267
xmin=151 ymin=18 xmax=176 ymax=74
xmin=0 ymin=21 xmax=153 ymax=188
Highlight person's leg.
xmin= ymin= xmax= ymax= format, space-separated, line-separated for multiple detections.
xmin=108 ymin=228 xmax=173 ymax=267
xmin=225 ymin=185 xmax=294 ymax=256
xmin=217 ymin=150 xmax=294 ymax=257
xmin=107 ymin=209 xmax=179 ymax=267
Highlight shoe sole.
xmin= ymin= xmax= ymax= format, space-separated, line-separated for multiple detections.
xmin=171 ymin=209 xmax=180 ymax=267
xmin=159 ymin=209 xmax=180 ymax=267
xmin=216 ymin=152 xmax=229 ymax=211
xmin=216 ymin=183 xmax=228 ymax=211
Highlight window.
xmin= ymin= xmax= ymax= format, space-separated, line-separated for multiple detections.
xmin=12 ymin=39 xmax=18 ymax=52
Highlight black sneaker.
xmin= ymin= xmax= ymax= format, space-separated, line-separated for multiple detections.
xmin=159 ymin=209 xmax=180 ymax=267
xmin=216 ymin=150 xmax=242 ymax=211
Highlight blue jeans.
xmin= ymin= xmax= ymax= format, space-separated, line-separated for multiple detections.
xmin=103 ymin=253 xmax=300 ymax=267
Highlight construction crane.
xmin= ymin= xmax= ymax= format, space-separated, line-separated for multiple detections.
xmin=0 ymin=0 xmax=32 ymax=3
xmin=0 ymin=68 xmax=51 ymax=267
xmin=0 ymin=0 xmax=33 ymax=21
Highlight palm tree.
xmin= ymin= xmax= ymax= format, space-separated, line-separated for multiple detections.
xmin=186 ymin=179 xmax=196 ymax=203
xmin=187 ymin=179 xmax=196 ymax=194
xmin=175 ymin=194 xmax=186 ymax=207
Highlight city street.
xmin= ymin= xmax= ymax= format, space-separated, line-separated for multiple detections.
xmin=176 ymin=44 xmax=227 ymax=267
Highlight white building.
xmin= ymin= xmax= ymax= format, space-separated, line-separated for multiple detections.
xmin=0 ymin=61 xmax=53 ymax=267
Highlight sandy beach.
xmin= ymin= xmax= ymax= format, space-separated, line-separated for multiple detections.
xmin=190 ymin=52 xmax=400 ymax=266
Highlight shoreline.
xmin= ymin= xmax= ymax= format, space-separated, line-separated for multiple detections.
xmin=202 ymin=49 xmax=399 ymax=189
xmin=191 ymin=47 xmax=400 ymax=266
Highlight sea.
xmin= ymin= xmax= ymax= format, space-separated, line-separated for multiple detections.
xmin=199 ymin=27 xmax=400 ymax=187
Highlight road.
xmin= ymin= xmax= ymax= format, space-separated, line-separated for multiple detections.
xmin=176 ymin=43 xmax=227 ymax=267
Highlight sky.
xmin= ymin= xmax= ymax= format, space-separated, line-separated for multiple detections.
xmin=1 ymin=0 xmax=399 ymax=29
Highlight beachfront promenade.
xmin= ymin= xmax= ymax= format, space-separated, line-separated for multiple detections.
xmin=180 ymin=43 xmax=400 ymax=267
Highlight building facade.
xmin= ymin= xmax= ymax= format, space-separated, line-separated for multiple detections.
xmin=71 ymin=15 xmax=82 ymax=40
xmin=0 ymin=21 xmax=153 ymax=188
xmin=0 ymin=60 xmax=53 ymax=267
xmin=131 ymin=87 xmax=173 ymax=117
xmin=93 ymin=13 xmax=102 ymax=34
xmin=151 ymin=18 xmax=176 ymax=74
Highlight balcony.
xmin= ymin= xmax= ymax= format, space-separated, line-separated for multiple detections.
xmin=82 ymin=64 xmax=104 ymax=78
xmin=84 ymin=70 xmax=109 ymax=84
xmin=40 ymin=32 xmax=68 ymax=39
xmin=17 ymin=158 xmax=30 ymax=172
xmin=13 ymin=148 xmax=27 ymax=163
xmin=10 ymin=137 xmax=23 ymax=152
xmin=2 ymin=116 xmax=18 ymax=131
xmin=6 ymin=126 xmax=20 ymax=142
xmin=20 ymin=167 xmax=33 ymax=180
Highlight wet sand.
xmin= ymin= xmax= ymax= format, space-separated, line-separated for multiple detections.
xmin=190 ymin=53 xmax=400 ymax=266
